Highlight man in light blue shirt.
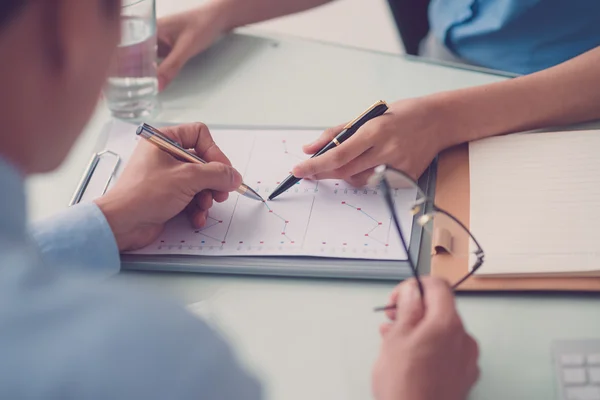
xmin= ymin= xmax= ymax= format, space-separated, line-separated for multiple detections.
xmin=0 ymin=0 xmax=480 ymax=399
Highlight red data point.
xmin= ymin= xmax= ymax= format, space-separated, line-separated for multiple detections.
xmin=221 ymin=241 xmax=226 ymax=244
xmin=291 ymin=241 xmax=295 ymax=244
xmin=385 ymin=244 xmax=389 ymax=247
xmin=281 ymin=232 xmax=285 ymax=235
xmin=341 ymin=201 xmax=346 ymax=204
xmin=260 ymin=241 xmax=264 ymax=244
xmin=285 ymin=221 xmax=289 ymax=223
xmin=219 ymin=221 xmax=223 ymax=223
xmin=276 ymin=182 xmax=280 ymax=184
xmin=357 ymin=208 xmax=362 ymax=211
xmin=343 ymin=243 xmax=347 ymax=246
xmin=269 ymin=210 xmax=273 ymax=213
xmin=378 ymin=222 xmax=383 ymax=225
xmin=322 ymin=242 xmax=326 ymax=245
xmin=365 ymin=234 xmax=369 ymax=237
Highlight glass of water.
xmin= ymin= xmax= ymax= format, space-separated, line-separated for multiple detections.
xmin=104 ymin=0 xmax=158 ymax=119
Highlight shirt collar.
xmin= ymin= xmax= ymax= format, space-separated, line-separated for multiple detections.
xmin=0 ymin=156 xmax=26 ymax=240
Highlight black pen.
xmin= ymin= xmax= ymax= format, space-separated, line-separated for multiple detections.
xmin=268 ymin=100 xmax=389 ymax=200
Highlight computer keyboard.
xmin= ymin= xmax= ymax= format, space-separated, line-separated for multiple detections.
xmin=553 ymin=340 xmax=600 ymax=400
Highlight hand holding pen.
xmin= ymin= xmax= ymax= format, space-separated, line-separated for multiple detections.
xmin=289 ymin=99 xmax=441 ymax=189
xmin=269 ymin=101 xmax=389 ymax=200
xmin=138 ymin=123 xmax=264 ymax=202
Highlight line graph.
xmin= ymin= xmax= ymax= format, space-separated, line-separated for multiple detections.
xmin=342 ymin=202 xmax=389 ymax=247
xmin=263 ymin=201 xmax=294 ymax=244
xmin=194 ymin=216 xmax=225 ymax=244
xmin=132 ymin=128 xmax=415 ymax=261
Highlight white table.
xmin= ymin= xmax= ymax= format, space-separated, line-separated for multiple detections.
xmin=28 ymin=33 xmax=600 ymax=400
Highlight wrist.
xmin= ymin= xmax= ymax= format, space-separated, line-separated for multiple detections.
xmin=94 ymin=195 xmax=137 ymax=252
xmin=417 ymin=93 xmax=469 ymax=152
xmin=424 ymin=87 xmax=510 ymax=150
xmin=207 ymin=0 xmax=238 ymax=33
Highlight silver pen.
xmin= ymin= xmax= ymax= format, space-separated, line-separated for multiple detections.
xmin=136 ymin=123 xmax=264 ymax=202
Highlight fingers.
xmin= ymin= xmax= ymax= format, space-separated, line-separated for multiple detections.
xmin=190 ymin=209 xmax=208 ymax=228
xmin=384 ymin=287 xmax=401 ymax=321
xmin=345 ymin=168 xmax=376 ymax=188
xmin=161 ymin=123 xmax=233 ymax=167
xmin=196 ymin=190 xmax=214 ymax=211
xmin=186 ymin=191 xmax=214 ymax=229
xmin=186 ymin=202 xmax=208 ymax=228
xmin=419 ymin=277 xmax=458 ymax=326
xmin=392 ymin=279 xmax=425 ymax=334
xmin=157 ymin=32 xmax=196 ymax=91
xmin=181 ymin=162 xmax=242 ymax=194
xmin=466 ymin=335 xmax=481 ymax=384
xmin=302 ymin=124 xmax=346 ymax=155
xmin=379 ymin=323 xmax=392 ymax=337
xmin=293 ymin=127 xmax=374 ymax=178
xmin=213 ymin=190 xmax=230 ymax=203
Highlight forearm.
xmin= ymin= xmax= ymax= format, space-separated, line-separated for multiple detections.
xmin=434 ymin=46 xmax=600 ymax=147
xmin=210 ymin=0 xmax=335 ymax=31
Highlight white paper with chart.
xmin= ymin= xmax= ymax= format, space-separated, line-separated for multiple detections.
xmin=91 ymin=121 xmax=416 ymax=261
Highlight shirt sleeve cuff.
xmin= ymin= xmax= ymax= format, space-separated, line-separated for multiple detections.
xmin=31 ymin=202 xmax=120 ymax=275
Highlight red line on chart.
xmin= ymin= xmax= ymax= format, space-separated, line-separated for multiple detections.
xmin=342 ymin=202 xmax=389 ymax=247
xmin=263 ymin=201 xmax=294 ymax=244
xmin=194 ymin=216 xmax=226 ymax=244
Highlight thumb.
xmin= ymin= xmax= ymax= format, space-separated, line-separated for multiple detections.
xmin=184 ymin=162 xmax=242 ymax=194
xmin=392 ymin=280 xmax=425 ymax=334
xmin=157 ymin=34 xmax=195 ymax=91
xmin=302 ymin=124 xmax=346 ymax=155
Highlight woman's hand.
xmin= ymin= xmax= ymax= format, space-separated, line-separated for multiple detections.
xmin=293 ymin=97 xmax=451 ymax=186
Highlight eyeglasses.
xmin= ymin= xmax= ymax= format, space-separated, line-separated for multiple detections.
xmin=369 ymin=165 xmax=485 ymax=311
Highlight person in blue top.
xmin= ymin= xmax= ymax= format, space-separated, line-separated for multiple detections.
xmin=157 ymin=0 xmax=600 ymax=187
xmin=0 ymin=1 xmax=479 ymax=399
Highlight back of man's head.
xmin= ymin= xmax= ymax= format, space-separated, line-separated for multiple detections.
xmin=0 ymin=0 xmax=120 ymax=174
xmin=0 ymin=1 xmax=25 ymax=29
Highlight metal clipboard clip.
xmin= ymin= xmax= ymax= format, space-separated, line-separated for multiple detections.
xmin=69 ymin=150 xmax=121 ymax=206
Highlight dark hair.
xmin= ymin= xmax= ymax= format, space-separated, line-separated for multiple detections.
xmin=0 ymin=0 xmax=26 ymax=30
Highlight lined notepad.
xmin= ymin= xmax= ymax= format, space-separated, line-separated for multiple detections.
xmin=469 ymin=129 xmax=600 ymax=276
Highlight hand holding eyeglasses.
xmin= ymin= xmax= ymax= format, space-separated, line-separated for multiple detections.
xmin=372 ymin=278 xmax=480 ymax=400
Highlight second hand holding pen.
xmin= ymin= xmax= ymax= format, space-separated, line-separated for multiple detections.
xmin=137 ymin=124 xmax=264 ymax=202
xmin=268 ymin=100 xmax=389 ymax=200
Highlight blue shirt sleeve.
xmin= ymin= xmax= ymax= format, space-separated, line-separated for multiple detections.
xmin=0 ymin=249 xmax=262 ymax=399
xmin=30 ymin=202 xmax=120 ymax=275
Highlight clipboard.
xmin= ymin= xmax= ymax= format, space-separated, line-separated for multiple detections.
xmin=431 ymin=143 xmax=600 ymax=291
xmin=71 ymin=120 xmax=434 ymax=281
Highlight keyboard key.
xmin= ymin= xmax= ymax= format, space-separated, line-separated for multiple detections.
xmin=566 ymin=386 xmax=600 ymax=400
xmin=588 ymin=354 xmax=600 ymax=365
xmin=588 ymin=368 xmax=600 ymax=383
xmin=562 ymin=354 xmax=586 ymax=366
xmin=563 ymin=368 xmax=587 ymax=384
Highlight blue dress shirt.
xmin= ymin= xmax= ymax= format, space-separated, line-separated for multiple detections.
xmin=0 ymin=157 xmax=261 ymax=399
xmin=428 ymin=0 xmax=600 ymax=74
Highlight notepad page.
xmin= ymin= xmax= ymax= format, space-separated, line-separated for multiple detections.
xmin=469 ymin=129 xmax=600 ymax=276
